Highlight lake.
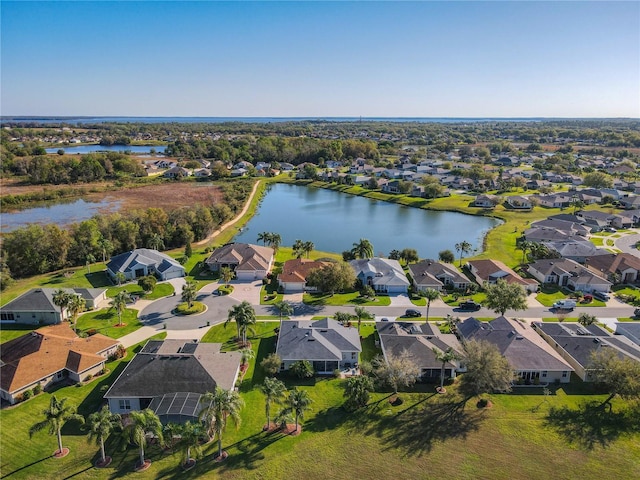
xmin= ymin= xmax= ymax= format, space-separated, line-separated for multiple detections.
xmin=44 ymin=145 xmax=166 ymax=154
xmin=234 ymin=184 xmax=501 ymax=259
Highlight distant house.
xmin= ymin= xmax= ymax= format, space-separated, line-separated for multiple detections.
xmin=278 ymin=258 xmax=332 ymax=293
xmin=107 ymin=248 xmax=185 ymax=282
xmin=408 ymin=260 xmax=471 ymax=292
xmin=0 ymin=287 xmax=108 ymax=325
xmin=543 ymin=240 xmax=608 ymax=264
xmin=458 ymin=316 xmax=573 ymax=384
xmin=532 ymin=322 xmax=640 ymax=381
xmin=350 ymin=258 xmax=410 ymax=294
xmin=473 ymin=195 xmax=498 ymax=208
xmin=276 ymin=318 xmax=362 ymax=374
xmin=194 ymin=168 xmax=211 ymax=178
xmin=466 ymin=259 xmax=538 ymax=293
xmin=1 ymin=324 xmax=120 ymax=404
xmin=205 ymin=243 xmax=274 ymax=280
xmin=376 ymin=321 xmax=463 ymax=381
xmin=163 ymin=166 xmax=190 ymax=179
xmin=105 ymin=339 xmax=241 ymax=422
xmin=527 ymin=258 xmax=612 ymax=293
xmin=584 ymin=253 xmax=640 ymax=284
xmin=505 ymin=196 xmax=532 ymax=210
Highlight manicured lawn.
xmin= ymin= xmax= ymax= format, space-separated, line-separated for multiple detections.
xmin=175 ymin=301 xmax=206 ymax=315
xmin=442 ymin=292 xmax=487 ymax=306
xmin=0 ymin=324 xmax=35 ymax=344
xmin=105 ymin=281 xmax=174 ymax=299
xmin=536 ymin=285 xmax=605 ymax=308
xmin=76 ymin=307 xmax=141 ymax=338
xmin=303 ymin=291 xmax=391 ymax=306
xmin=542 ymin=317 xmax=579 ymax=322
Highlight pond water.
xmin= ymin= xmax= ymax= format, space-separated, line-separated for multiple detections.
xmin=1 ymin=198 xmax=121 ymax=232
xmin=234 ymin=184 xmax=501 ymax=259
xmin=44 ymin=145 xmax=166 ymax=154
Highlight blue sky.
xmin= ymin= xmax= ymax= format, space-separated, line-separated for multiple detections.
xmin=1 ymin=1 xmax=638 ymax=117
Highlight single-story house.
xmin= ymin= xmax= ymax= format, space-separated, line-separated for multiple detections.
xmin=205 ymin=243 xmax=274 ymax=280
xmin=614 ymin=322 xmax=640 ymax=346
xmin=0 ymin=288 xmax=108 ymax=325
xmin=543 ymin=240 xmax=609 ymax=264
xmin=276 ymin=318 xmax=362 ymax=374
xmin=107 ymin=248 xmax=185 ymax=282
xmin=527 ymin=258 xmax=612 ymax=294
xmin=505 ymin=196 xmax=532 ymax=210
xmin=1 ymin=324 xmax=120 ymax=404
xmin=350 ymin=258 xmax=410 ymax=294
xmin=458 ymin=316 xmax=574 ymax=384
xmin=104 ymin=339 xmax=241 ymax=423
xmin=408 ymin=260 xmax=471 ymax=292
xmin=465 ymin=259 xmax=538 ymax=293
xmin=278 ymin=258 xmax=332 ymax=293
xmin=163 ymin=166 xmax=191 ymax=179
xmin=473 ymin=195 xmax=498 ymax=208
xmin=584 ymin=253 xmax=640 ymax=284
xmin=532 ymin=322 xmax=640 ymax=381
xmin=376 ymin=321 xmax=464 ymax=381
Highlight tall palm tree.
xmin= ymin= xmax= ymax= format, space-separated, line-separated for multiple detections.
xmin=518 ymin=240 xmax=533 ymax=264
xmin=52 ymin=289 xmax=73 ymax=322
xmin=199 ymin=387 xmax=244 ymax=459
xmin=225 ymin=301 xmax=256 ymax=346
xmin=278 ymin=388 xmax=312 ymax=431
xmin=351 ymin=239 xmax=374 ymax=259
xmin=292 ymin=239 xmax=304 ymax=259
xmin=274 ymin=300 xmax=293 ymax=323
xmin=302 ymin=241 xmax=314 ymax=258
xmin=181 ymin=280 xmax=198 ymax=308
xmin=122 ymin=409 xmax=164 ymax=469
xmin=257 ymin=232 xmax=270 ymax=246
xmin=110 ymin=291 xmax=131 ymax=326
xmin=454 ymin=240 xmax=472 ymax=267
xmin=220 ymin=266 xmax=234 ymax=286
xmin=86 ymin=253 xmax=96 ymax=273
xmin=86 ymin=405 xmax=122 ymax=466
xmin=353 ymin=306 xmax=373 ymax=332
xmin=29 ymin=396 xmax=84 ymax=456
xmin=115 ymin=272 xmax=126 ymax=286
xmin=176 ymin=421 xmax=204 ymax=469
xmin=260 ymin=377 xmax=286 ymax=430
xmin=147 ymin=233 xmax=165 ymax=251
xmin=67 ymin=294 xmax=86 ymax=333
xmin=97 ymin=236 xmax=113 ymax=263
xmin=269 ymin=233 xmax=282 ymax=251
xmin=240 ymin=348 xmax=255 ymax=367
xmin=421 ymin=288 xmax=440 ymax=323
xmin=432 ymin=347 xmax=460 ymax=392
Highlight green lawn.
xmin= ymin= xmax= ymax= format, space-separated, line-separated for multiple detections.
xmin=76 ymin=307 xmax=141 ymax=338
xmin=536 ymin=286 xmax=605 ymax=307
xmin=442 ymin=292 xmax=487 ymax=306
xmin=105 ymin=281 xmax=174 ymax=299
xmin=0 ymin=324 xmax=36 ymax=344
xmin=303 ymin=291 xmax=391 ymax=306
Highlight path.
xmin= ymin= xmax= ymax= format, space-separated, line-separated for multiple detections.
xmin=195 ymin=179 xmax=261 ymax=246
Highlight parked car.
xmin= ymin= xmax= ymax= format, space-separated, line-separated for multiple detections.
xmin=592 ymin=291 xmax=610 ymax=302
xmin=603 ymin=227 xmax=616 ymax=233
xmin=553 ymin=299 xmax=577 ymax=311
xmin=381 ymin=317 xmax=390 ymax=322
xmin=459 ymin=300 xmax=481 ymax=311
xmin=405 ymin=309 xmax=421 ymax=317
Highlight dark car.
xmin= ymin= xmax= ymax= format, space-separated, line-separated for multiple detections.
xmin=459 ymin=300 xmax=481 ymax=311
xmin=405 ymin=309 xmax=421 ymax=317
xmin=592 ymin=291 xmax=610 ymax=302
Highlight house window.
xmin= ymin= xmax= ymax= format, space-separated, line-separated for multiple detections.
xmin=56 ymin=372 xmax=64 ymax=379
xmin=351 ymin=352 xmax=357 ymax=359
xmin=0 ymin=313 xmax=14 ymax=321
xmin=562 ymin=371 xmax=568 ymax=378
xmin=119 ymin=399 xmax=131 ymax=411
xmin=280 ymin=362 xmax=285 ymax=371
xmin=541 ymin=371 xmax=547 ymax=378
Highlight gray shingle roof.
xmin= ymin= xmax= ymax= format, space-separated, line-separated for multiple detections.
xmin=276 ymin=319 xmax=361 ymax=362
xmin=0 ymin=288 xmax=106 ymax=313
xmin=107 ymin=248 xmax=184 ymax=276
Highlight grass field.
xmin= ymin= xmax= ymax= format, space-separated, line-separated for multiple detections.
xmin=76 ymin=307 xmax=141 ymax=338
xmin=105 ymin=282 xmax=174 ymax=300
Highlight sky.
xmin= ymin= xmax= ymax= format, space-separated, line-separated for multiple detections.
xmin=1 ymin=1 xmax=638 ymax=118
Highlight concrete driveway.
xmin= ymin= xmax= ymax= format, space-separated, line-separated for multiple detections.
xmin=229 ymin=280 xmax=263 ymax=304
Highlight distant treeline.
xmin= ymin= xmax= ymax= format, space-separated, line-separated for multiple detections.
xmin=1 ymin=178 xmax=253 ymax=281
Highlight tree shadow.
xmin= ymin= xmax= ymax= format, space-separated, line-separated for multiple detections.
xmin=544 ymin=400 xmax=640 ymax=450
xmin=86 ymin=271 xmax=112 ymax=288
xmin=1 ymin=455 xmax=54 ymax=478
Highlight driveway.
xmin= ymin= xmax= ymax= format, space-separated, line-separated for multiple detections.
xmin=388 ymin=293 xmax=414 ymax=307
xmin=229 ymin=280 xmax=263 ymax=304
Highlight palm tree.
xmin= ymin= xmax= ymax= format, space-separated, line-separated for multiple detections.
xmin=334 ymin=311 xmax=352 ymax=326
xmin=257 ymin=232 xmax=270 ymax=246
xmin=110 ymin=291 xmax=131 ymax=326
xmin=115 ymin=272 xmax=126 ymax=286
xmin=220 ymin=266 xmax=234 ymax=286
xmin=421 ymin=288 xmax=440 ymax=323
xmin=278 ymin=388 xmax=312 ymax=432
xmin=147 ymin=233 xmax=165 ymax=251
xmin=353 ymin=306 xmax=373 ymax=332
xmin=269 ymin=233 xmax=282 ymax=251
xmin=274 ymin=300 xmax=293 ymax=323
xmin=29 ymin=396 xmax=84 ymax=457
xmin=176 ymin=421 xmax=204 ymax=469
xmin=518 ymin=240 xmax=533 ymax=264
xmin=86 ymin=253 xmax=96 ymax=273
xmin=292 ymin=239 xmax=304 ymax=259
xmin=181 ymin=280 xmax=198 ymax=308
xmin=260 ymin=377 xmax=286 ymax=430
xmin=86 ymin=405 xmax=122 ymax=466
xmin=454 ymin=240 xmax=472 ymax=267
xmin=67 ymin=294 xmax=86 ymax=333
xmin=351 ymin=239 xmax=374 ymax=259
xmin=226 ymin=301 xmax=256 ymax=346
xmin=122 ymin=409 xmax=164 ymax=469
xmin=445 ymin=314 xmax=459 ymax=334
xmin=432 ymin=347 xmax=460 ymax=392
xmin=302 ymin=241 xmax=314 ymax=258
xmin=240 ymin=348 xmax=255 ymax=367
xmin=52 ymin=289 xmax=73 ymax=321
xmin=199 ymin=387 xmax=244 ymax=459
xmin=578 ymin=313 xmax=597 ymax=326
xmin=97 ymin=236 xmax=113 ymax=263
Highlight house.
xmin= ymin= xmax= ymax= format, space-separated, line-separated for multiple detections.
xmin=163 ymin=166 xmax=190 ymax=179
xmin=155 ymin=160 xmax=177 ymax=169
xmin=1 ymin=324 xmax=120 ymax=404
xmin=0 ymin=288 xmax=108 ymax=325
xmin=376 ymin=321 xmax=464 ymax=381
xmin=532 ymin=194 xmax=573 ymax=209
xmin=230 ymin=168 xmax=248 ymax=177
xmin=584 ymin=253 xmax=640 ymax=284
xmin=473 ymin=195 xmax=498 ymax=208
xmin=615 ymin=322 xmax=640 ymax=346
xmin=529 ymin=219 xmax=590 ymax=237
xmin=527 ymin=258 xmax=612 ymax=293
xmin=465 ymin=259 xmax=538 ymax=293
xmin=107 ymin=248 xmax=185 ymax=282
xmin=205 ymin=243 xmax=274 ymax=280
xmin=408 ymin=260 xmax=471 ymax=292
xmin=505 ymin=196 xmax=532 ymax=210
xmin=532 ymin=322 xmax=640 ymax=381
xmin=278 ymin=258 xmax=332 ymax=293
xmin=350 ymin=258 xmax=410 ymax=293
xmin=194 ymin=168 xmax=211 ymax=178
xmin=381 ymin=180 xmax=402 ymax=194
xmin=543 ymin=240 xmax=608 ymax=264
xmin=619 ymin=196 xmax=640 ymax=210
xmin=105 ymin=339 xmax=241 ymax=422
xmin=458 ymin=316 xmax=574 ymax=384
xmin=276 ymin=318 xmax=362 ymax=374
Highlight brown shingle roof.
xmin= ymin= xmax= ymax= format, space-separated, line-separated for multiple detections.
xmin=278 ymin=259 xmax=332 ymax=284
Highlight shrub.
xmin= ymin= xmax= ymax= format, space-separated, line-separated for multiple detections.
xmin=260 ymin=353 xmax=282 ymax=376
xmin=290 ymin=360 xmax=314 ymax=379
xmin=86 ymin=328 xmax=98 ymax=336
xmin=23 ymin=390 xmax=33 ymax=400
xmin=477 ymin=398 xmax=489 ymax=408
xmin=85 ymin=374 xmax=93 ymax=382
xmin=33 ymin=384 xmax=42 ymax=395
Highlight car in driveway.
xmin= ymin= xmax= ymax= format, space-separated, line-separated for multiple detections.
xmin=405 ymin=309 xmax=421 ymax=317
xmin=458 ymin=300 xmax=481 ymax=311
xmin=592 ymin=291 xmax=610 ymax=302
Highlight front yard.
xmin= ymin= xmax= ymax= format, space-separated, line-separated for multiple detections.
xmin=536 ymin=285 xmax=605 ymax=307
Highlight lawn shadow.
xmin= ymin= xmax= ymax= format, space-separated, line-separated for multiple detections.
xmin=86 ymin=271 xmax=111 ymax=288
xmin=1 ymin=454 xmax=54 ymax=478
xmin=544 ymin=400 xmax=640 ymax=450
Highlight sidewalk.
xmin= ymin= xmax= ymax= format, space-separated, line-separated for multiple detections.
xmin=118 ymin=326 xmax=162 ymax=348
